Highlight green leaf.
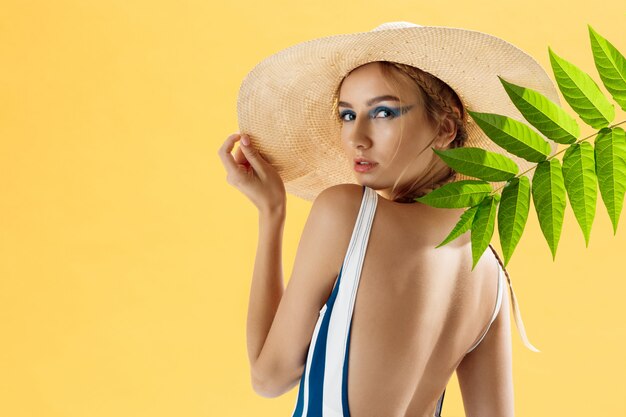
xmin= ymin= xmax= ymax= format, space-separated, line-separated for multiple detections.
xmin=588 ymin=25 xmax=626 ymax=111
xmin=435 ymin=205 xmax=479 ymax=248
xmin=562 ymin=142 xmax=597 ymax=246
xmin=531 ymin=159 xmax=567 ymax=260
xmin=594 ymin=127 xmax=626 ymax=234
xmin=548 ymin=47 xmax=615 ymax=129
xmin=413 ymin=179 xmax=492 ymax=208
xmin=498 ymin=176 xmax=531 ymax=266
xmin=432 ymin=147 xmax=518 ymax=182
xmin=498 ymin=76 xmax=579 ymax=144
xmin=467 ymin=110 xmax=552 ymax=162
xmin=470 ymin=193 xmax=500 ymax=270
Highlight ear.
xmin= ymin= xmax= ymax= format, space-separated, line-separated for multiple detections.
xmin=434 ymin=114 xmax=458 ymax=149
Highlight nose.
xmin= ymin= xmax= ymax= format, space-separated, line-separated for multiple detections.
xmin=345 ymin=117 xmax=372 ymax=150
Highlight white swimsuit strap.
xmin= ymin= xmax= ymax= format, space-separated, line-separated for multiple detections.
xmin=503 ymin=262 xmax=541 ymax=352
xmin=322 ymin=185 xmax=378 ymax=415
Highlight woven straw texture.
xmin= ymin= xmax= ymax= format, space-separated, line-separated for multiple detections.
xmin=237 ymin=24 xmax=561 ymax=201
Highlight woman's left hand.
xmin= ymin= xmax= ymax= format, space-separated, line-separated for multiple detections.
xmin=218 ymin=132 xmax=286 ymax=214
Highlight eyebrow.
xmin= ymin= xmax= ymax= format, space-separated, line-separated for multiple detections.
xmin=337 ymin=95 xmax=401 ymax=108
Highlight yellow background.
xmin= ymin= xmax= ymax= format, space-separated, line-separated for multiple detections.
xmin=1 ymin=1 xmax=625 ymax=416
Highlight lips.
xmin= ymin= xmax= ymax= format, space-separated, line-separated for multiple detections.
xmin=354 ymin=157 xmax=377 ymax=165
xmin=353 ymin=157 xmax=378 ymax=172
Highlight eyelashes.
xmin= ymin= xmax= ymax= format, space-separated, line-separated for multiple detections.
xmin=338 ymin=105 xmax=414 ymax=122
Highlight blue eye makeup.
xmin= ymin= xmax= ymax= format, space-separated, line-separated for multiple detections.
xmin=338 ymin=105 xmax=414 ymax=122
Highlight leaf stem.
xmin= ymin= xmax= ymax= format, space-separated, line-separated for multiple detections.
xmin=490 ymin=119 xmax=626 ymax=194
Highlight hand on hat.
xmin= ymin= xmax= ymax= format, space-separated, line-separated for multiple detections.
xmin=218 ymin=132 xmax=286 ymax=214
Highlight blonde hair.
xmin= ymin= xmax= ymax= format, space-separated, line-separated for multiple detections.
xmin=332 ymin=61 xmax=469 ymax=203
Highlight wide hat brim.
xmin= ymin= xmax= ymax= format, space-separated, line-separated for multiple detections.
xmin=237 ymin=23 xmax=561 ymax=202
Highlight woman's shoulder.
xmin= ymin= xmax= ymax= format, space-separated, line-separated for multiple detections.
xmin=312 ymin=184 xmax=469 ymax=247
xmin=310 ymin=184 xmax=365 ymax=221
xmin=300 ymin=184 xmax=368 ymax=278
xmin=314 ymin=183 xmax=364 ymax=204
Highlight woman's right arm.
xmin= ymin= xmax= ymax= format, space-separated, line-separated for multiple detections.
xmin=217 ymin=132 xmax=289 ymax=388
xmin=456 ymin=284 xmax=515 ymax=417
xmin=218 ymin=133 xmax=350 ymax=397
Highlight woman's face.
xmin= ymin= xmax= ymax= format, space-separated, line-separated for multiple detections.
xmin=337 ymin=62 xmax=449 ymax=200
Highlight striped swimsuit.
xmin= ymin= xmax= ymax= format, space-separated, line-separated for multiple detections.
xmin=291 ymin=185 xmax=537 ymax=417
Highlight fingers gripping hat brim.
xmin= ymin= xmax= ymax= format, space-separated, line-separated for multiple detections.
xmin=237 ymin=24 xmax=561 ymax=202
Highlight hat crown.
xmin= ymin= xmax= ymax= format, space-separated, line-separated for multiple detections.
xmin=371 ymin=21 xmax=422 ymax=31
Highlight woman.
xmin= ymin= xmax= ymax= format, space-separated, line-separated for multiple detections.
xmin=218 ymin=22 xmax=556 ymax=417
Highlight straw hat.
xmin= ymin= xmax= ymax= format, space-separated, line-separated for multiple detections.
xmin=236 ymin=21 xmax=561 ymax=201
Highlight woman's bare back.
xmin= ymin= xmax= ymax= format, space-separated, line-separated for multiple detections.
xmin=325 ymin=186 xmax=513 ymax=417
